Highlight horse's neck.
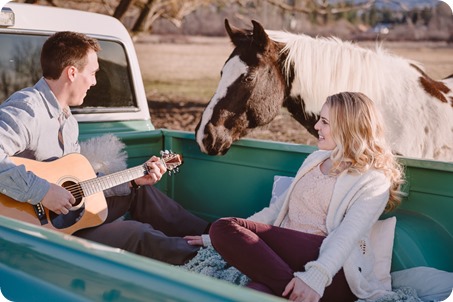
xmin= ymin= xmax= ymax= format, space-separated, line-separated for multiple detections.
xmin=264 ymin=38 xmax=317 ymax=135
xmin=283 ymin=95 xmax=319 ymax=137
xmin=279 ymin=34 xmax=412 ymax=114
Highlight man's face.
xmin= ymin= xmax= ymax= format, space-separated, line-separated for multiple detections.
xmin=70 ymin=49 xmax=99 ymax=106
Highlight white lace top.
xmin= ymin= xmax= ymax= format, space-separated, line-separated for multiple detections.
xmin=281 ymin=164 xmax=336 ymax=236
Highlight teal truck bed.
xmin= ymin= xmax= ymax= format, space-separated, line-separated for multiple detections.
xmin=1 ymin=130 xmax=453 ymax=301
xmin=1 ymin=3 xmax=452 ymax=302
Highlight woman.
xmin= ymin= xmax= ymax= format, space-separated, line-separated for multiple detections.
xmin=187 ymin=92 xmax=404 ymax=302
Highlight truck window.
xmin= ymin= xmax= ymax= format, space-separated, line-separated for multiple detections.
xmin=0 ymin=33 xmax=136 ymax=111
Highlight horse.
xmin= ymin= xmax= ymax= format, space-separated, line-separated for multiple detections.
xmin=195 ymin=19 xmax=453 ymax=162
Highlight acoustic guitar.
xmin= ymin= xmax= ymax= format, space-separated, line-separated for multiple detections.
xmin=0 ymin=150 xmax=183 ymax=234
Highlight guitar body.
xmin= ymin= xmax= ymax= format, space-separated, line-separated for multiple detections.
xmin=1 ymin=153 xmax=108 ymax=234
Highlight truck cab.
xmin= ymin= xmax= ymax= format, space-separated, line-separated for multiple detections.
xmin=0 ymin=3 xmax=153 ymax=138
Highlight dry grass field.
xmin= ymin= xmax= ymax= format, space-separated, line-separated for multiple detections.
xmin=135 ymin=35 xmax=453 ymax=146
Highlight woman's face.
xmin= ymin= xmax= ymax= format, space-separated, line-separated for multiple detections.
xmin=314 ymin=104 xmax=337 ymax=150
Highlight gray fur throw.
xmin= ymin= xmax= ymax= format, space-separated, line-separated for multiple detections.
xmin=80 ymin=134 xmax=130 ymax=196
xmin=182 ymin=247 xmax=423 ymax=302
xmin=80 ymin=133 xmax=128 ymax=175
xmin=181 ymin=246 xmax=250 ymax=286
xmin=356 ymin=287 xmax=422 ymax=302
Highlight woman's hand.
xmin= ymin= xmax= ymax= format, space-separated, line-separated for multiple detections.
xmin=282 ymin=277 xmax=321 ymax=302
xmin=132 ymin=156 xmax=167 ymax=186
xmin=184 ymin=235 xmax=204 ymax=246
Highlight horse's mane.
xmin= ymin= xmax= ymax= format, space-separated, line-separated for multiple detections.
xmin=267 ymin=30 xmax=423 ymax=114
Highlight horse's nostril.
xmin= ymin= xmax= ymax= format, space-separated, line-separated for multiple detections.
xmin=199 ymin=124 xmax=235 ymax=156
xmin=208 ymin=149 xmax=221 ymax=156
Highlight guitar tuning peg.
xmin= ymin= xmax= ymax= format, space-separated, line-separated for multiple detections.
xmin=168 ymin=168 xmax=180 ymax=177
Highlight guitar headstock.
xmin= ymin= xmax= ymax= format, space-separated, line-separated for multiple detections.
xmin=160 ymin=150 xmax=183 ymax=175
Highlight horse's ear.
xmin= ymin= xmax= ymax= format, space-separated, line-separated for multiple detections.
xmin=225 ymin=19 xmax=269 ymax=51
xmin=251 ymin=20 xmax=269 ymax=52
xmin=225 ymin=19 xmax=250 ymax=46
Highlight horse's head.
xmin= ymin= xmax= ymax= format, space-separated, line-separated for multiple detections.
xmin=195 ymin=19 xmax=286 ymax=155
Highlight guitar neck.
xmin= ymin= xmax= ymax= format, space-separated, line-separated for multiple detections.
xmin=79 ymin=164 xmax=146 ymax=196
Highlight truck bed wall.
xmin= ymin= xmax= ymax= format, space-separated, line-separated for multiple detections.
xmin=2 ymin=129 xmax=453 ymax=301
xmin=151 ymin=130 xmax=453 ymax=273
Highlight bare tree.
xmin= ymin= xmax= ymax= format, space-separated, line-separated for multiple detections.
xmin=264 ymin=0 xmax=409 ymax=24
xmin=130 ymin=0 xmax=230 ymax=34
xmin=12 ymin=0 xmax=414 ymax=34
xmin=113 ymin=0 xmax=135 ymax=20
xmin=13 ymin=0 xmax=229 ymax=33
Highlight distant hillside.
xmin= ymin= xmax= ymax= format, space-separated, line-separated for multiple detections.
xmin=374 ymin=0 xmax=438 ymax=9
xmin=151 ymin=0 xmax=452 ymax=41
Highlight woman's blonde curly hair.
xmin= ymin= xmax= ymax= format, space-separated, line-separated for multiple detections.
xmin=326 ymin=92 xmax=405 ymax=212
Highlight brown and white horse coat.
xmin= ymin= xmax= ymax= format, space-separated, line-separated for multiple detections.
xmin=196 ymin=20 xmax=453 ymax=161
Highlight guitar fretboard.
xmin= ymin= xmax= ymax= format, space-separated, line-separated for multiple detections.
xmin=79 ymin=164 xmax=147 ymax=196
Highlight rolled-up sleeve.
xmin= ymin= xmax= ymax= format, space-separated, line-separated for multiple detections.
xmin=0 ymin=91 xmax=50 ymax=204
xmin=0 ymin=155 xmax=50 ymax=204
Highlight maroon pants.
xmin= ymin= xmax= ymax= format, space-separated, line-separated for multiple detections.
xmin=74 ymin=186 xmax=209 ymax=265
xmin=209 ymin=217 xmax=356 ymax=302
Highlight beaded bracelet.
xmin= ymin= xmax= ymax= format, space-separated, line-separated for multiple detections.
xmin=131 ymin=179 xmax=141 ymax=189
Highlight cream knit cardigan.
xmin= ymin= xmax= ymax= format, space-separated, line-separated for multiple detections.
xmin=247 ymin=150 xmax=393 ymax=301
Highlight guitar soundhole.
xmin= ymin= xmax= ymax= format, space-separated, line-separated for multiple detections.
xmin=49 ymin=180 xmax=85 ymax=229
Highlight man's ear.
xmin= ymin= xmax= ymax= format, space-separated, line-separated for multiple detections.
xmin=66 ymin=66 xmax=77 ymax=82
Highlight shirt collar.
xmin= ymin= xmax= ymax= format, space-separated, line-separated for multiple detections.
xmin=34 ymin=77 xmax=70 ymax=119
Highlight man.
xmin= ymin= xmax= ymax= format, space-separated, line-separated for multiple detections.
xmin=0 ymin=31 xmax=209 ymax=265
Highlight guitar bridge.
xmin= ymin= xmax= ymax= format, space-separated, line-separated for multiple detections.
xmin=33 ymin=203 xmax=48 ymax=225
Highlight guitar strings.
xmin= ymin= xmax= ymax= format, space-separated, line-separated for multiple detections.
xmin=66 ymin=184 xmax=84 ymax=199
xmin=58 ymin=154 xmax=181 ymax=200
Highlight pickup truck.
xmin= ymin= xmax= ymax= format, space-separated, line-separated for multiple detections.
xmin=1 ymin=3 xmax=452 ymax=302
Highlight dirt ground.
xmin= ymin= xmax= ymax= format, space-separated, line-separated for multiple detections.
xmin=135 ymin=35 xmax=453 ymax=147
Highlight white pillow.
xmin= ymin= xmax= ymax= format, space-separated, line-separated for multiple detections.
xmin=391 ymin=267 xmax=453 ymax=302
xmin=270 ymin=175 xmax=294 ymax=205
xmin=270 ymin=175 xmax=396 ymax=291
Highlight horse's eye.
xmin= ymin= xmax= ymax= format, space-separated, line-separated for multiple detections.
xmin=243 ymin=75 xmax=254 ymax=83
